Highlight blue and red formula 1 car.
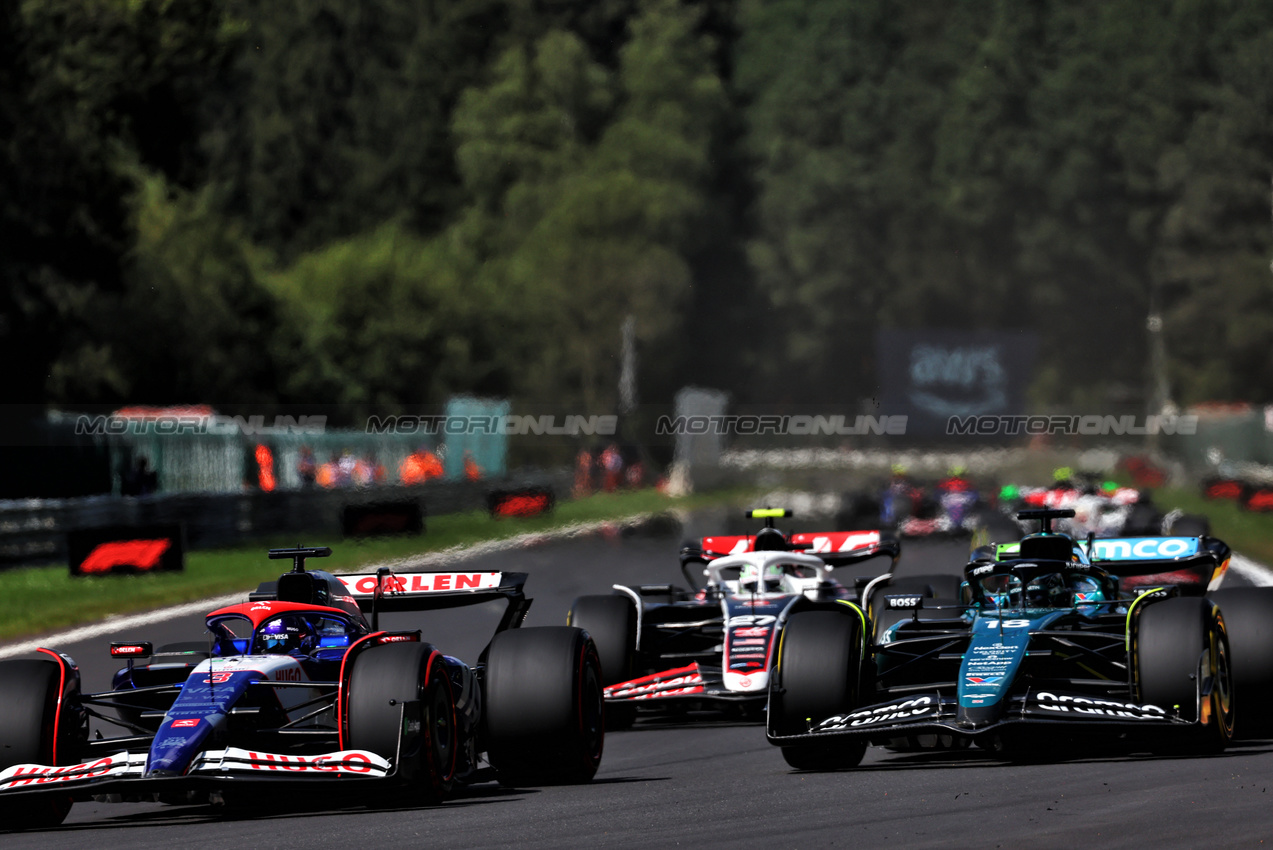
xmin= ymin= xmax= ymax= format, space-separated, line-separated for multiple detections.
xmin=0 ymin=547 xmax=603 ymax=829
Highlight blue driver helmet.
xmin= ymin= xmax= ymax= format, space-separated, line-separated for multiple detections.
xmin=256 ymin=616 xmax=312 ymax=654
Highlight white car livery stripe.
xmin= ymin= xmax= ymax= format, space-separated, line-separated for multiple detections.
xmin=0 ymin=751 xmax=147 ymax=790
xmin=188 ymin=748 xmax=390 ymax=777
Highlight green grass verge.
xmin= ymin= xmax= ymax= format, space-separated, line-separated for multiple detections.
xmin=0 ymin=487 xmax=755 ymax=643
xmin=1146 ymin=485 xmax=1273 ymax=565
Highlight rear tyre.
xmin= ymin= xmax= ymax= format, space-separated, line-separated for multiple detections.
xmin=1137 ymin=598 xmax=1233 ymax=754
xmin=485 ymin=627 xmax=604 ymax=786
xmin=347 ymin=643 xmax=456 ymax=803
xmin=769 ymin=612 xmax=867 ymax=770
xmin=1208 ymin=588 xmax=1273 ymax=738
xmin=566 ymin=595 xmax=636 ymax=686
xmin=0 ymin=660 xmax=74 ymax=830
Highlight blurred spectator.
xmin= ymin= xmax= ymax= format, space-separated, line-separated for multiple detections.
xmin=338 ymin=450 xmax=356 ymax=485
xmin=255 ymin=444 xmax=276 ymax=492
xmin=352 ymin=452 xmax=386 ymax=488
xmin=601 ymin=443 xmax=623 ymax=492
xmin=297 ymin=446 xmax=317 ymax=488
xmin=400 ymin=446 xmax=444 ymax=485
xmin=121 ymin=456 xmax=159 ymax=496
xmin=574 ymin=447 xmax=594 ymax=497
xmin=316 ymin=452 xmax=341 ymax=488
xmin=464 ymin=450 xmax=483 ymax=481
xmin=624 ymin=459 xmax=645 ymax=489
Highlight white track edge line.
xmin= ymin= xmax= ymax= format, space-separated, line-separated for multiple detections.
xmin=0 ymin=513 xmax=666 ymax=660
xmin=1224 ymin=553 xmax=1273 ymax=588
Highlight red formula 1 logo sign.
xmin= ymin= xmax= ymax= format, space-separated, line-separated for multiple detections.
xmin=68 ymin=524 xmax=185 ymax=577
xmin=81 ymin=540 xmax=171 ymax=574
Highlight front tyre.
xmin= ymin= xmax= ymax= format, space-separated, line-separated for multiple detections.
xmin=769 ymin=611 xmax=867 ymax=770
xmin=485 ymin=627 xmax=604 ymax=785
xmin=1137 ymin=597 xmax=1233 ymax=754
xmin=0 ymin=660 xmax=74 ymax=830
xmin=346 ymin=643 xmax=457 ymax=803
xmin=1208 ymin=588 xmax=1273 ymax=738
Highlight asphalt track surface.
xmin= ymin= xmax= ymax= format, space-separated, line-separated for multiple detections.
xmin=5 ymin=514 xmax=1273 ymax=849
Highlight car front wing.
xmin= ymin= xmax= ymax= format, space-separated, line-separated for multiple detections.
xmin=767 ymin=690 xmax=1199 ymax=745
xmin=0 ymin=747 xmax=395 ymax=799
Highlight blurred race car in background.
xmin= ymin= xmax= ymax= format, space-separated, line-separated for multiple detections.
xmin=0 ymin=546 xmax=603 ymax=829
xmin=567 ymin=509 xmax=906 ymax=726
xmin=767 ymin=508 xmax=1273 ymax=770
xmin=839 ymin=467 xmax=987 ymax=538
xmin=997 ymin=469 xmax=1211 ymax=539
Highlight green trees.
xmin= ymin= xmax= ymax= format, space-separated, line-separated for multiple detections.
xmin=738 ymin=0 xmax=1273 ymax=407
xmin=250 ymin=0 xmax=729 ymax=413
xmin=3 ymin=0 xmax=1272 ymax=413
xmin=448 ymin=0 xmax=727 ymax=408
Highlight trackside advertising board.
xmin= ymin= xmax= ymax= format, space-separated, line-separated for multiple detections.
xmin=341 ymin=500 xmax=425 ymax=537
xmin=875 ymin=329 xmax=1038 ymax=437
xmin=486 ymin=487 xmax=555 ymax=518
xmin=67 ymin=524 xmax=185 ymax=576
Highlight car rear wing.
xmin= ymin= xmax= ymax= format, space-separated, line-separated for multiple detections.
xmin=687 ymin=531 xmax=899 ymax=566
xmin=1078 ymin=536 xmax=1230 ymax=593
xmin=335 ymin=569 xmax=531 ymax=635
xmin=336 ymin=569 xmax=528 ymax=611
xmin=788 ymin=531 xmax=900 ymax=567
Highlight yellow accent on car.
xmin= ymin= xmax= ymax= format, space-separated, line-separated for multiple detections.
xmin=836 ymin=599 xmax=869 ymax=656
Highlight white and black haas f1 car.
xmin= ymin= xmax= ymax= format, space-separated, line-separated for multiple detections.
xmin=767 ymin=509 xmax=1273 ymax=769
xmin=567 ymin=510 xmax=900 ymax=725
xmin=0 ymin=547 xmax=603 ymax=830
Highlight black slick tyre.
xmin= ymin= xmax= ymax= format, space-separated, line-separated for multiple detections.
xmin=0 ymin=660 xmax=74 ymax=830
xmin=567 ymin=595 xmax=636 ymax=686
xmin=769 ymin=611 xmax=867 ymax=770
xmin=346 ymin=643 xmax=456 ymax=803
xmin=1137 ymin=597 xmax=1233 ymax=754
xmin=1208 ymin=588 xmax=1273 ymax=738
xmin=484 ymin=627 xmax=604 ymax=786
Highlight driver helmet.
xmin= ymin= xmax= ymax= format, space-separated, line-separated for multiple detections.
xmin=1068 ymin=574 xmax=1106 ymax=607
xmin=258 ymin=616 xmax=313 ymax=655
xmin=980 ymin=574 xmax=1022 ymax=609
xmin=1024 ymin=573 xmax=1069 ymax=608
xmin=740 ymin=562 xmax=786 ymax=593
